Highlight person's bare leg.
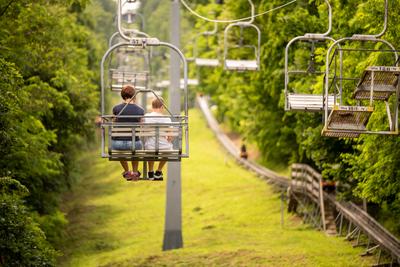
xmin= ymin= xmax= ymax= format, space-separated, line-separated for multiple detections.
xmin=148 ymin=161 xmax=155 ymax=172
xmin=131 ymin=161 xmax=139 ymax=172
xmin=120 ymin=161 xmax=129 ymax=172
xmin=157 ymin=161 xmax=167 ymax=171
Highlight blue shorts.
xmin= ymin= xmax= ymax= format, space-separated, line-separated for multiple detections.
xmin=111 ymin=140 xmax=143 ymax=150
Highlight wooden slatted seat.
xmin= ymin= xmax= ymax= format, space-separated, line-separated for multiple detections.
xmin=108 ymin=125 xmax=182 ymax=161
xmin=353 ymin=66 xmax=400 ymax=101
xmin=111 ymin=71 xmax=148 ymax=81
xmin=287 ymin=94 xmax=337 ymax=111
xmin=225 ymin=59 xmax=258 ymax=71
xmin=195 ymin=58 xmax=220 ymax=67
xmin=111 ymin=85 xmax=146 ymax=91
xmin=110 ymin=70 xmax=149 ymax=91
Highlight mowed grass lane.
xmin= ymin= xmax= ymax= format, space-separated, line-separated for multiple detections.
xmin=59 ymin=109 xmax=371 ymax=267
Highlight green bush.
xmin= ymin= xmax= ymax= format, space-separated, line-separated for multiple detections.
xmin=0 ymin=177 xmax=58 ymax=266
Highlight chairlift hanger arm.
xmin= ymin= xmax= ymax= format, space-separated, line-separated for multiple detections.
xmin=202 ymin=21 xmax=218 ymax=36
xmin=351 ymin=0 xmax=388 ymax=40
xmin=284 ymin=36 xmax=336 ymax=98
xmin=247 ymin=0 xmax=255 ymax=24
xmin=304 ymin=0 xmax=332 ymax=38
xmin=100 ymin=40 xmax=188 ymax=117
xmin=117 ymin=0 xmax=148 ymax=41
xmin=223 ymin=22 xmax=261 ymax=70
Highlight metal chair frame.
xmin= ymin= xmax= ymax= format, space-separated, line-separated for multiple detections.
xmin=223 ymin=0 xmax=261 ymax=71
xmin=100 ymin=38 xmax=189 ymax=160
xmin=323 ymin=0 xmax=399 ymax=137
xmin=284 ymin=0 xmax=337 ymax=112
xmin=193 ymin=21 xmax=220 ymax=67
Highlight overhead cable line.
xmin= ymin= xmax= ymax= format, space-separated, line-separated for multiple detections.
xmin=180 ymin=0 xmax=297 ymax=23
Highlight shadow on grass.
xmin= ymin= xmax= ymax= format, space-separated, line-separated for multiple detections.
xmin=59 ymin=203 xmax=125 ymax=263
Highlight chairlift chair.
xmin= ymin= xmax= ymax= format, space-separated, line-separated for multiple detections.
xmin=223 ymin=0 xmax=260 ymax=71
xmin=284 ymin=0 xmax=339 ymax=112
xmin=108 ymin=46 xmax=151 ymax=92
xmin=194 ymin=21 xmax=220 ymax=67
xmin=223 ymin=22 xmax=261 ymax=71
xmin=100 ymin=37 xmax=189 ymax=161
xmin=322 ymin=0 xmax=399 ymax=138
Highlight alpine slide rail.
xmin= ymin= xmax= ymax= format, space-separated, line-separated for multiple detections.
xmin=197 ymin=95 xmax=400 ymax=266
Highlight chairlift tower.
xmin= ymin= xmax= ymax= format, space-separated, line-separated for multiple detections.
xmin=163 ymin=0 xmax=183 ymax=251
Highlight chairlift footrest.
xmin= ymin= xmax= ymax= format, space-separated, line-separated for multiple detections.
xmin=321 ymin=129 xmax=362 ymax=138
xmin=354 ymin=66 xmax=400 ymax=101
xmin=325 ymin=106 xmax=373 ymax=135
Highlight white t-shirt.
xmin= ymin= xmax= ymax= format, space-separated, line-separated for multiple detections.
xmin=143 ymin=112 xmax=173 ymax=150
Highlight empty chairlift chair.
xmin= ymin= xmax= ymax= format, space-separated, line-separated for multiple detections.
xmin=322 ymin=0 xmax=399 ymax=138
xmin=223 ymin=0 xmax=260 ymax=71
xmin=194 ymin=21 xmax=220 ymax=67
xmin=109 ymin=48 xmax=150 ymax=92
xmin=284 ymin=0 xmax=338 ymax=112
xmin=223 ymin=23 xmax=260 ymax=71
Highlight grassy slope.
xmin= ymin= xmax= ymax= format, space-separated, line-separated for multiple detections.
xmin=59 ymin=109 xmax=372 ymax=267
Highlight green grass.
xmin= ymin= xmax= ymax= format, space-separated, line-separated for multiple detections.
xmin=59 ymin=109 xmax=372 ymax=267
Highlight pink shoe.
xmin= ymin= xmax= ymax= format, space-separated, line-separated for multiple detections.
xmin=122 ymin=171 xmax=133 ymax=181
xmin=128 ymin=171 xmax=141 ymax=181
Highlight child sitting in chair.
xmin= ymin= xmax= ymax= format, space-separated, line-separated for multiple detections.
xmin=143 ymin=97 xmax=173 ymax=180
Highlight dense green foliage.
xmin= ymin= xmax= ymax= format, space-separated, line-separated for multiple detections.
xmin=187 ymin=0 xmax=400 ymax=232
xmin=0 ymin=0 xmax=115 ymax=264
xmin=0 ymin=177 xmax=58 ymax=266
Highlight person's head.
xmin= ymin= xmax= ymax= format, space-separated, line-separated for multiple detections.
xmin=152 ymin=97 xmax=165 ymax=111
xmin=121 ymin=85 xmax=136 ymax=100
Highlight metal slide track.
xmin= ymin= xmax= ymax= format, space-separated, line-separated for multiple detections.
xmin=326 ymin=194 xmax=400 ymax=265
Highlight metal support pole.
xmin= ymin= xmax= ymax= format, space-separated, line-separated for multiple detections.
xmin=280 ymin=192 xmax=284 ymax=228
xmin=142 ymin=85 xmax=148 ymax=179
xmin=163 ymin=0 xmax=183 ymax=251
